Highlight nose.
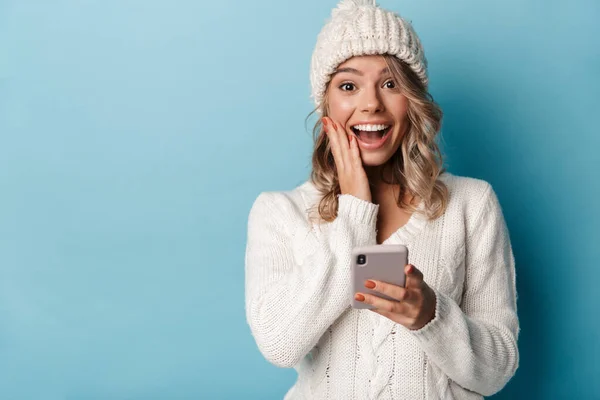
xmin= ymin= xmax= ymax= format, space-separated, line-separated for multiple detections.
xmin=360 ymin=87 xmax=384 ymax=113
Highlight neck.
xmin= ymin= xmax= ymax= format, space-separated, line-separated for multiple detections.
xmin=365 ymin=163 xmax=417 ymax=206
xmin=365 ymin=163 xmax=395 ymax=203
xmin=365 ymin=163 xmax=393 ymax=188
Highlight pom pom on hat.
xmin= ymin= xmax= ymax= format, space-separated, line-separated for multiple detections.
xmin=334 ymin=0 xmax=376 ymax=12
xmin=310 ymin=0 xmax=428 ymax=112
xmin=331 ymin=0 xmax=375 ymax=18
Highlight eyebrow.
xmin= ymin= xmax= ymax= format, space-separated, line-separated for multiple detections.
xmin=332 ymin=67 xmax=390 ymax=77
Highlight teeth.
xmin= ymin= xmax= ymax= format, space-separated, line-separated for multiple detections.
xmin=352 ymin=124 xmax=390 ymax=131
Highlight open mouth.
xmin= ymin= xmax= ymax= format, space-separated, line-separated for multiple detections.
xmin=351 ymin=126 xmax=392 ymax=143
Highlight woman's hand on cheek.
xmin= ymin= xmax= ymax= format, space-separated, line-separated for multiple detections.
xmin=322 ymin=116 xmax=372 ymax=203
xmin=355 ymin=264 xmax=437 ymax=331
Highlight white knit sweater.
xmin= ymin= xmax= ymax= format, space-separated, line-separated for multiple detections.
xmin=244 ymin=172 xmax=520 ymax=399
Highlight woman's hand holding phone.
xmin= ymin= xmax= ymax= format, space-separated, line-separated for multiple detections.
xmin=325 ymin=118 xmax=436 ymax=330
xmin=322 ymin=117 xmax=372 ymax=203
xmin=355 ymin=264 xmax=437 ymax=331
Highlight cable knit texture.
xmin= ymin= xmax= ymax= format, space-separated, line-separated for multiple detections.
xmin=310 ymin=0 xmax=428 ymax=111
xmin=244 ymin=172 xmax=520 ymax=399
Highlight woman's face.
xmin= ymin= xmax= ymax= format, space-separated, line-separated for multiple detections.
xmin=326 ymin=55 xmax=409 ymax=168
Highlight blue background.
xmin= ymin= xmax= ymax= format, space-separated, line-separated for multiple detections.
xmin=1 ymin=0 xmax=598 ymax=398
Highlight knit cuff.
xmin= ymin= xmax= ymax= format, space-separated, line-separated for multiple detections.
xmin=407 ymin=285 xmax=446 ymax=338
xmin=337 ymin=194 xmax=379 ymax=226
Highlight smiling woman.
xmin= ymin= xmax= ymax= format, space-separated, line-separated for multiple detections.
xmin=309 ymin=53 xmax=447 ymax=223
xmin=245 ymin=0 xmax=520 ymax=399
xmin=333 ymin=63 xmax=399 ymax=149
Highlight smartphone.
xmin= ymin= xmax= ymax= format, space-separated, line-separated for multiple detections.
xmin=351 ymin=244 xmax=408 ymax=309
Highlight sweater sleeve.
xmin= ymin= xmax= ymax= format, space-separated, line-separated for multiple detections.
xmin=408 ymin=183 xmax=520 ymax=396
xmin=244 ymin=192 xmax=379 ymax=368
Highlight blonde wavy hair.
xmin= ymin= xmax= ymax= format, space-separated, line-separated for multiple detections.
xmin=305 ymin=54 xmax=449 ymax=224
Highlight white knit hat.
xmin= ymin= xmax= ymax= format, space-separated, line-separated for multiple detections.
xmin=310 ymin=0 xmax=428 ymax=112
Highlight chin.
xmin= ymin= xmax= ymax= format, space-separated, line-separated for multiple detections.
xmin=361 ymin=154 xmax=393 ymax=167
xmin=358 ymin=135 xmax=402 ymax=168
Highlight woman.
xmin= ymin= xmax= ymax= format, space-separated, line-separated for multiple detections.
xmin=245 ymin=0 xmax=520 ymax=398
